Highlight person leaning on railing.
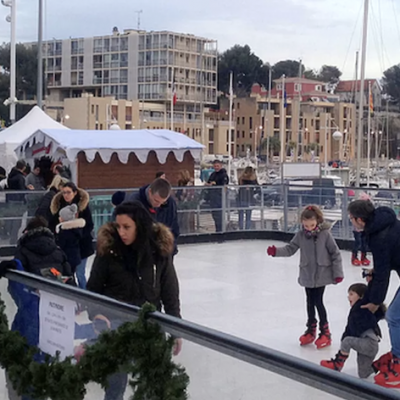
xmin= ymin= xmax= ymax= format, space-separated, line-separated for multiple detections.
xmin=237 ymin=167 xmax=258 ymax=231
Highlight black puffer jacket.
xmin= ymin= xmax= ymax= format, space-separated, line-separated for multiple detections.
xmin=50 ymin=188 xmax=94 ymax=259
xmin=364 ymin=207 xmax=400 ymax=304
xmin=7 ymin=168 xmax=26 ymax=202
xmin=207 ymin=168 xmax=229 ymax=207
xmin=14 ymin=226 xmax=72 ymax=276
xmin=35 ymin=187 xmax=58 ymax=223
xmin=87 ymin=222 xmax=181 ymax=318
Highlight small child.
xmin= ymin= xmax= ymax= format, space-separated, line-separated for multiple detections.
xmin=56 ymin=204 xmax=86 ymax=274
xmin=351 ymin=193 xmax=371 ymax=266
xmin=267 ymin=205 xmax=344 ymax=348
xmin=321 ymin=283 xmax=385 ymax=378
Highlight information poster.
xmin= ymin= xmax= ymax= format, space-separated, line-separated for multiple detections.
xmin=39 ymin=291 xmax=75 ymax=360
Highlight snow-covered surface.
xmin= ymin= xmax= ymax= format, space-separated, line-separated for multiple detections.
xmin=15 ymin=128 xmax=204 ymax=165
xmin=0 ymin=239 xmax=398 ymax=399
xmin=0 ymin=106 xmax=68 ymax=171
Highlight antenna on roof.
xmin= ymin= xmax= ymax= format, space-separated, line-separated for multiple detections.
xmin=135 ymin=10 xmax=143 ymax=30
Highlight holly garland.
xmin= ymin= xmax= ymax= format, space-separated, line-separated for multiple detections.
xmin=0 ymin=294 xmax=189 ymax=400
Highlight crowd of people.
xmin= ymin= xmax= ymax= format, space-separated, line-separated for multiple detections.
xmin=0 ymin=158 xmax=400 ymax=394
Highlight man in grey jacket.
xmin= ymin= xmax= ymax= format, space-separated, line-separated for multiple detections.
xmin=25 ymin=161 xmax=45 ymax=191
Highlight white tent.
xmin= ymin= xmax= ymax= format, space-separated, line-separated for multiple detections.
xmin=0 ymin=106 xmax=68 ymax=171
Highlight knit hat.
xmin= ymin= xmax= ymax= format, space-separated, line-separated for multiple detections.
xmin=111 ymin=191 xmax=126 ymax=206
xmin=59 ymin=204 xmax=78 ymax=222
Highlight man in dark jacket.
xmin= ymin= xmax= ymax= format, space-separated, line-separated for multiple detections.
xmin=206 ymin=160 xmax=229 ymax=232
xmin=128 ymin=178 xmax=180 ymax=254
xmin=348 ymin=200 xmax=400 ymax=387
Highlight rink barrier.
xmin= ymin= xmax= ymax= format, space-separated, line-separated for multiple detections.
xmin=3 ymin=269 xmax=400 ymax=400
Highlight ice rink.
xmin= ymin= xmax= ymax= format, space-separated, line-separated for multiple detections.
xmin=1 ymin=239 xmax=399 ymax=399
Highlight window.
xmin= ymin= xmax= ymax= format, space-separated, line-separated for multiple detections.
xmin=315 ymin=85 xmax=322 ymax=91
xmin=242 ymin=131 xmax=245 ymax=138
xmin=91 ymin=105 xmax=94 ymax=114
xmin=237 ymin=117 xmax=240 ymax=125
xmin=237 ymin=130 xmax=239 ymax=139
xmin=295 ymin=83 xmax=302 ymax=92
xmin=249 ymin=117 xmax=253 ymax=130
xmin=276 ymin=84 xmax=282 ymax=91
xmin=241 ymin=144 xmax=245 ymax=152
xmin=250 ymin=131 xmax=253 ymax=139
xmin=242 ymin=117 xmax=245 ymax=125
xmin=237 ymin=102 xmax=240 ymax=110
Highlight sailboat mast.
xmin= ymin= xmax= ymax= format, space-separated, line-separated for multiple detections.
xmin=355 ymin=0 xmax=369 ymax=187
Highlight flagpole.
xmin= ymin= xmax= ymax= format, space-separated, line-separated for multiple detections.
xmin=280 ymin=74 xmax=286 ymax=164
xmin=266 ymin=66 xmax=272 ymax=166
xmin=171 ymin=67 xmax=174 ymax=131
xmin=228 ymin=71 xmax=233 ymax=180
xmin=367 ymin=80 xmax=371 ymax=187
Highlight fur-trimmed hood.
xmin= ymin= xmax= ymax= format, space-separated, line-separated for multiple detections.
xmin=320 ymin=221 xmax=331 ymax=231
xmin=55 ymin=218 xmax=86 ymax=234
xmin=50 ymin=188 xmax=90 ymax=215
xmin=96 ymin=222 xmax=174 ymax=257
xmin=18 ymin=227 xmax=58 ymax=256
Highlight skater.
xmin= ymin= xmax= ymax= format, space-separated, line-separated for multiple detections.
xmin=351 ymin=193 xmax=371 ymax=266
xmin=321 ymin=283 xmax=385 ymax=378
xmin=267 ymin=205 xmax=344 ymax=348
xmin=348 ymin=200 xmax=400 ymax=387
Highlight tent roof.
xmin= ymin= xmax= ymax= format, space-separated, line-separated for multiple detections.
xmin=16 ymin=128 xmax=205 ymax=164
xmin=0 ymin=106 xmax=68 ymax=145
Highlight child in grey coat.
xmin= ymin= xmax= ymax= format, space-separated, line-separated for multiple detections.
xmin=267 ymin=205 xmax=344 ymax=349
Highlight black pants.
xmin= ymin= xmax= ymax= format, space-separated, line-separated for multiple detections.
xmin=353 ymin=231 xmax=368 ymax=255
xmin=305 ymin=287 xmax=328 ymax=326
xmin=211 ymin=210 xmax=223 ymax=232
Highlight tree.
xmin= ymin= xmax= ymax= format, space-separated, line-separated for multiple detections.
xmin=382 ymin=64 xmax=400 ymax=104
xmin=271 ymin=60 xmax=305 ymax=80
xmin=261 ymin=136 xmax=280 ymax=158
xmin=0 ymin=43 xmax=38 ymax=124
xmin=218 ymin=45 xmax=270 ymax=95
xmin=317 ymin=65 xmax=342 ymax=84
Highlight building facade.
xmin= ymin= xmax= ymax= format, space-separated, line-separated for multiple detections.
xmin=41 ymin=28 xmax=217 ymax=111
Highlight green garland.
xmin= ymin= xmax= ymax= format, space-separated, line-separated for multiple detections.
xmin=0 ymin=294 xmax=189 ymax=400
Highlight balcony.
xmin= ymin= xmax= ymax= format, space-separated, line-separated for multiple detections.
xmin=120 ymin=61 xmax=128 ymax=68
xmin=93 ymin=62 xmax=102 ymax=69
xmin=110 ymin=46 xmax=119 ymax=52
xmin=93 ymin=78 xmax=102 ymax=84
xmin=48 ymin=81 xmax=61 ymax=87
xmin=94 ymin=47 xmax=103 ymax=53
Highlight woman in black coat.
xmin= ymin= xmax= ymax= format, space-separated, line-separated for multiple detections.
xmin=237 ymin=166 xmax=259 ymax=230
xmin=50 ymin=182 xmax=94 ymax=289
xmin=87 ymin=201 xmax=181 ymax=400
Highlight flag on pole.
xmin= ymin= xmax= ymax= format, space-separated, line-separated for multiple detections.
xmin=284 ymin=90 xmax=288 ymax=108
xmin=172 ymin=70 xmax=177 ymax=106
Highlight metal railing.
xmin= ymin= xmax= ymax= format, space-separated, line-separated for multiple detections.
xmin=0 ymin=184 xmax=398 ymax=247
xmin=3 ymin=268 xmax=400 ymax=400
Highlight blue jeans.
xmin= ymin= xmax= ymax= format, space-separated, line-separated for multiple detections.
xmin=386 ymin=287 xmax=400 ymax=358
xmin=104 ymin=371 xmax=128 ymax=400
xmin=238 ymin=209 xmax=253 ymax=230
xmin=76 ymin=258 xmax=87 ymax=289
xmin=353 ymin=231 xmax=368 ymax=255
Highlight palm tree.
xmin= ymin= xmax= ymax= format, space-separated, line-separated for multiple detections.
xmin=261 ymin=136 xmax=280 ymax=159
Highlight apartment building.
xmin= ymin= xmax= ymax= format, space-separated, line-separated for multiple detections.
xmin=40 ymin=28 xmax=217 ymax=123
xmin=58 ymin=95 xmax=233 ymax=156
xmin=230 ymin=95 xmax=356 ymax=162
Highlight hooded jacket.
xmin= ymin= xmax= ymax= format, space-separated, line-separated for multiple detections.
xmin=35 ymin=187 xmax=59 ymax=223
xmin=14 ymin=226 xmax=72 ymax=276
xmin=275 ymin=222 xmax=343 ymax=288
xmin=56 ymin=218 xmax=86 ymax=270
xmin=238 ymin=175 xmax=259 ymax=206
xmin=50 ymin=188 xmax=94 ymax=259
xmin=86 ymin=222 xmax=181 ymax=318
xmin=363 ymin=207 xmax=400 ymax=304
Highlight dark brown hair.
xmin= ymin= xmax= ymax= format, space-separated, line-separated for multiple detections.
xmin=300 ymin=205 xmax=324 ymax=224
xmin=348 ymin=200 xmax=375 ymax=222
xmin=149 ymin=178 xmax=171 ymax=199
xmin=348 ymin=283 xmax=367 ymax=298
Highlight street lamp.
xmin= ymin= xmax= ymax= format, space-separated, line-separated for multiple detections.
xmin=2 ymin=0 xmax=17 ymax=124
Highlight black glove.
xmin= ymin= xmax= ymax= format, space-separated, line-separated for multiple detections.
xmin=0 ymin=260 xmax=18 ymax=278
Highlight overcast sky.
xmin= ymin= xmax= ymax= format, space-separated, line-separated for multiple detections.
xmin=0 ymin=0 xmax=399 ymax=80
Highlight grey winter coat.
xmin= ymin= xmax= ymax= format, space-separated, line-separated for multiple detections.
xmin=275 ymin=223 xmax=343 ymax=288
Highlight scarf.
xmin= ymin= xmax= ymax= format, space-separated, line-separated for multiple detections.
xmin=303 ymin=224 xmax=322 ymax=238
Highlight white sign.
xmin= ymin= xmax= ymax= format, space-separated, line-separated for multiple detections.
xmin=39 ymin=291 xmax=75 ymax=360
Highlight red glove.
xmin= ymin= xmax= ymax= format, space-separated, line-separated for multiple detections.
xmin=335 ymin=277 xmax=343 ymax=284
xmin=267 ymin=246 xmax=276 ymax=257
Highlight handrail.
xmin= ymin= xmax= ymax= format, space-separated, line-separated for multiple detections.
xmin=3 ymin=269 xmax=400 ymax=400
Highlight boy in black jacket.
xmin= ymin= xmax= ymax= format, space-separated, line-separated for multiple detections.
xmin=56 ymin=204 xmax=86 ymax=274
xmin=321 ymin=283 xmax=385 ymax=378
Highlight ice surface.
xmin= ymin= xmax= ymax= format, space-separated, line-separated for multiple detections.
xmin=0 ymin=239 xmax=398 ymax=399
